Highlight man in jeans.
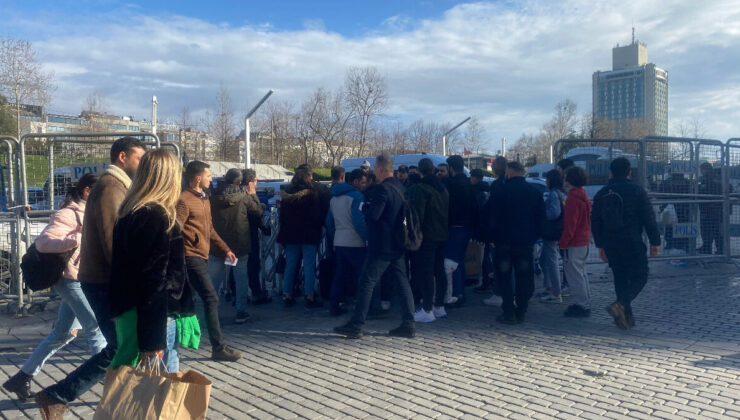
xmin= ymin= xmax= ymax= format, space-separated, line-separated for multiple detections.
xmin=409 ymin=158 xmax=449 ymax=322
xmin=243 ymin=169 xmax=271 ymax=304
xmin=444 ymin=155 xmax=476 ymax=305
xmin=210 ymin=168 xmax=263 ymax=324
xmin=326 ymin=168 xmax=367 ymax=316
xmin=334 ymin=152 xmax=416 ymax=339
xmin=490 ymin=161 xmax=545 ymax=325
xmin=177 ymin=161 xmax=241 ymax=361
xmin=592 ymin=157 xmax=660 ymax=329
xmin=36 ymin=137 xmax=146 ymax=419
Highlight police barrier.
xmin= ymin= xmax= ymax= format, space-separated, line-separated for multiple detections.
xmin=552 ymin=136 xmax=730 ymax=264
xmin=725 ymin=138 xmax=740 ymax=258
xmin=0 ymin=137 xmax=19 ymax=208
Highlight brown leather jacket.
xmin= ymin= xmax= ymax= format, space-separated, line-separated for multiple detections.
xmin=176 ymin=188 xmax=231 ymax=260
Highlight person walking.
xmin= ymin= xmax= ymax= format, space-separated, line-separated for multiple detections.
xmin=560 ymin=166 xmax=592 ymax=317
xmin=443 ymin=155 xmax=476 ymax=305
xmin=409 ymin=158 xmax=449 ymax=322
xmin=108 ymin=149 xmax=195 ymax=372
xmin=278 ymin=165 xmax=324 ymax=308
xmin=326 ymin=169 xmax=368 ymax=316
xmin=482 ymin=156 xmax=507 ymax=307
xmin=177 ymin=161 xmax=241 ymax=362
xmin=540 ymin=169 xmax=566 ymax=304
xmin=334 ymin=153 xmax=417 ymax=339
xmin=35 ymin=137 xmax=146 ymax=419
xmin=210 ymin=168 xmax=263 ymax=324
xmin=3 ymin=174 xmax=105 ymax=401
xmin=592 ymin=157 xmax=660 ymax=329
xmin=489 ymin=161 xmax=545 ymax=324
xmin=242 ymin=169 xmax=271 ymax=305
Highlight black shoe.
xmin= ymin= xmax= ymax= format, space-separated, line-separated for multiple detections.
xmin=283 ymin=296 xmax=296 ymax=308
xmin=388 ymin=325 xmax=416 ymax=338
xmin=334 ymin=323 xmax=363 ymax=339
xmin=330 ymin=306 xmax=348 ymax=317
xmin=3 ymin=371 xmax=33 ymax=400
xmin=606 ymin=302 xmax=629 ymax=330
xmin=515 ymin=311 xmax=526 ymax=324
xmin=235 ymin=311 xmax=250 ymax=324
xmin=496 ymin=313 xmax=517 ymax=325
xmin=305 ymin=299 xmax=324 ymax=309
xmin=366 ymin=309 xmax=389 ymax=320
xmin=564 ymin=305 xmax=591 ymax=318
xmin=473 ymin=285 xmax=493 ymax=295
xmin=251 ymin=295 xmax=273 ymax=305
xmin=212 ymin=345 xmax=242 ymax=362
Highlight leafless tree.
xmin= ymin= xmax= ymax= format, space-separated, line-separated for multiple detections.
xmin=81 ymin=91 xmax=109 ymax=132
xmin=304 ymin=88 xmax=354 ymax=167
xmin=463 ymin=117 xmax=485 ymax=154
xmin=344 ymin=66 xmax=388 ymax=157
xmin=178 ymin=106 xmax=193 ymax=130
xmin=0 ymin=38 xmax=54 ymax=140
xmin=206 ymin=84 xmax=238 ymax=161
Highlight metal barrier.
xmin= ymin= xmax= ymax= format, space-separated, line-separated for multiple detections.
xmin=0 ymin=136 xmax=19 ymax=208
xmin=725 ymin=138 xmax=740 ymax=258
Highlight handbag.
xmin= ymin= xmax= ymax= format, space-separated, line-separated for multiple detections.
xmin=95 ymin=360 xmax=212 ymax=420
xmin=21 ymin=209 xmax=82 ymax=291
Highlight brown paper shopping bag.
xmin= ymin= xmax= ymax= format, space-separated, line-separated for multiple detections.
xmin=94 ymin=365 xmax=212 ymax=420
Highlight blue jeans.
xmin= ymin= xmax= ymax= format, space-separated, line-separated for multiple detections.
xmin=283 ymin=244 xmax=318 ymax=297
xmin=21 ymin=279 xmax=107 ymax=376
xmin=446 ymin=226 xmax=471 ymax=297
xmin=330 ymin=247 xmax=366 ymax=308
xmin=349 ymin=255 xmax=415 ymax=329
xmin=209 ymin=255 xmax=249 ymax=312
xmin=163 ymin=317 xmax=178 ymax=373
xmin=45 ymin=282 xmax=117 ymax=404
xmin=541 ymin=240 xmax=562 ymax=296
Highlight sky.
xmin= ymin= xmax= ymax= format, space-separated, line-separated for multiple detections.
xmin=2 ymin=0 xmax=740 ymax=151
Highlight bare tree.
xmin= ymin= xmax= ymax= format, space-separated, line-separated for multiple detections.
xmin=304 ymin=88 xmax=354 ymax=167
xmin=206 ymin=84 xmax=237 ymax=161
xmin=676 ymin=118 xmax=707 ymax=139
xmin=81 ymin=91 xmax=109 ymax=132
xmin=463 ymin=117 xmax=485 ymax=154
xmin=178 ymin=106 xmax=193 ymax=130
xmin=0 ymin=38 xmax=54 ymax=139
xmin=344 ymin=66 xmax=388 ymax=157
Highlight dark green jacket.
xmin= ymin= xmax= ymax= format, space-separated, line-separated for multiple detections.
xmin=210 ymin=185 xmax=263 ymax=256
xmin=409 ymin=175 xmax=449 ymax=242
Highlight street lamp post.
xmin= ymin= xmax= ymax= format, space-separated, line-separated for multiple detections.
xmin=244 ymin=89 xmax=274 ymax=169
xmin=442 ymin=116 xmax=471 ymax=156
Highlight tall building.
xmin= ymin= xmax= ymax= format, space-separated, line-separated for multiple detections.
xmin=592 ymin=35 xmax=668 ymax=137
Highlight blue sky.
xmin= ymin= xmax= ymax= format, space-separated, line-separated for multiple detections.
xmin=2 ymin=0 xmax=740 ymax=150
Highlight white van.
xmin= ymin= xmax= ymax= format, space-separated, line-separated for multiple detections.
xmin=526 ymin=163 xmax=555 ymax=180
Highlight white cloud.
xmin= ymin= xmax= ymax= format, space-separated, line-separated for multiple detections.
xmin=16 ymin=0 xmax=740 ymax=149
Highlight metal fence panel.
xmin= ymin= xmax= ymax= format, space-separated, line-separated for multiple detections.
xmin=725 ymin=139 xmax=740 ymax=258
xmin=0 ymin=137 xmax=19 ymax=209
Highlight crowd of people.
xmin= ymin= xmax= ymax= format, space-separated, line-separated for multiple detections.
xmin=2 ymin=136 xmax=665 ymax=418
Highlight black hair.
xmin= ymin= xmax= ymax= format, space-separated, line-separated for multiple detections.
xmin=557 ymin=158 xmax=575 ymax=171
xmin=397 ymin=165 xmax=408 ymax=173
xmin=347 ymin=168 xmax=365 ymax=185
xmin=437 ymin=163 xmax=448 ymax=169
xmin=470 ymin=168 xmax=484 ymax=180
xmin=331 ymin=166 xmax=345 ymax=180
xmin=418 ymin=158 xmax=435 ymax=176
xmin=185 ymin=161 xmax=210 ymax=184
xmin=292 ymin=165 xmax=313 ymax=187
xmin=110 ymin=136 xmax=145 ymax=164
xmin=63 ymin=173 xmax=98 ymax=208
xmin=565 ymin=166 xmax=588 ymax=187
xmin=224 ymin=168 xmax=242 ymax=185
xmin=545 ymin=169 xmax=563 ymax=190
xmin=242 ymin=169 xmax=257 ymax=185
xmin=446 ymin=155 xmax=465 ymax=173
xmin=507 ymin=161 xmax=525 ymax=173
xmin=408 ymin=165 xmax=418 ymax=171
xmin=610 ymin=157 xmax=631 ymax=179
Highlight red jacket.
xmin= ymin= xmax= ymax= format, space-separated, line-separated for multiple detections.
xmin=560 ymin=186 xmax=591 ymax=248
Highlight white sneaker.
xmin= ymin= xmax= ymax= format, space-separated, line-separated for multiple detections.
xmin=445 ymin=296 xmax=458 ymax=305
xmin=540 ymin=294 xmax=562 ymax=304
xmin=432 ymin=306 xmax=447 ymax=319
xmin=381 ymin=300 xmax=391 ymax=311
xmin=483 ymin=294 xmax=503 ymax=306
xmin=413 ymin=309 xmax=436 ymax=323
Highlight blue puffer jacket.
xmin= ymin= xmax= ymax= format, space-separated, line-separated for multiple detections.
xmin=326 ymin=182 xmax=367 ymax=247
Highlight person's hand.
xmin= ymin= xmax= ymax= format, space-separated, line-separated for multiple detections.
xmin=598 ymin=248 xmax=608 ymax=263
xmin=226 ymin=252 xmax=237 ymax=264
xmin=649 ymin=245 xmax=660 ymax=257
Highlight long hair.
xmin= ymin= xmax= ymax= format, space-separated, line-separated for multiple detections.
xmin=62 ymin=173 xmax=98 ymax=208
xmin=118 ymin=149 xmax=182 ymax=231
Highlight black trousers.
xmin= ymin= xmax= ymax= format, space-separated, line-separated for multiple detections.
xmin=495 ymin=243 xmax=535 ymax=316
xmin=186 ymin=256 xmax=225 ymax=351
xmin=605 ymin=243 xmax=649 ymax=312
xmin=248 ymin=242 xmax=263 ymax=296
xmin=411 ymin=240 xmax=447 ymax=311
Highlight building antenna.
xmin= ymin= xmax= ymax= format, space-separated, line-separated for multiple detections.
xmin=632 ymin=22 xmax=635 ymax=44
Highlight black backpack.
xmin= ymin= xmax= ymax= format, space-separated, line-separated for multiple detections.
xmin=21 ymin=210 xmax=81 ymax=291
xmin=388 ymin=183 xmax=423 ymax=252
xmin=542 ymin=192 xmax=564 ymax=241
xmin=597 ymin=188 xmax=626 ymax=232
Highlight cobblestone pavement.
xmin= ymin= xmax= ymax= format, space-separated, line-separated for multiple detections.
xmin=1 ymin=260 xmax=739 ymax=419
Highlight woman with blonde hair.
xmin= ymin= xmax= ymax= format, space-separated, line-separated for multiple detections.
xmin=108 ymin=149 xmax=198 ymax=372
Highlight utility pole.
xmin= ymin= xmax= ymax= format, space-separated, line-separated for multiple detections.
xmin=244 ymin=90 xmax=274 ymax=169
xmin=442 ymin=116 xmax=471 ymax=156
xmin=152 ymin=96 xmax=158 ymax=136
xmin=502 ymin=137 xmax=506 ymax=157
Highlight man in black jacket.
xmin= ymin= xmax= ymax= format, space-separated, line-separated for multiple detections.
xmin=444 ymin=155 xmax=476 ymax=305
xmin=334 ymin=153 xmax=416 ymax=339
xmin=480 ymin=156 xmax=507 ymax=305
xmin=592 ymin=157 xmax=660 ymax=330
xmin=490 ymin=161 xmax=545 ymax=324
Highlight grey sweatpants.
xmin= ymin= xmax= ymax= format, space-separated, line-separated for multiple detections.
xmin=564 ymin=246 xmax=590 ymax=309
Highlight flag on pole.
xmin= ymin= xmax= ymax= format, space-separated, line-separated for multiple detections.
xmin=463 ymin=147 xmax=472 ymax=156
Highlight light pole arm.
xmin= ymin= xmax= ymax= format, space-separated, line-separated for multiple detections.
xmin=245 ymin=90 xmax=274 ymax=170
xmin=442 ymin=116 xmax=471 ymax=156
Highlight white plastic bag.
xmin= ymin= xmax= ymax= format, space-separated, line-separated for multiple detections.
xmin=660 ymin=204 xmax=678 ymax=225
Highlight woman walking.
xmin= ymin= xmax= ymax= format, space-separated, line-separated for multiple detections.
xmin=108 ymin=149 xmax=196 ymax=371
xmin=2 ymin=174 xmax=106 ymax=400
xmin=540 ymin=169 xmax=567 ymax=304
